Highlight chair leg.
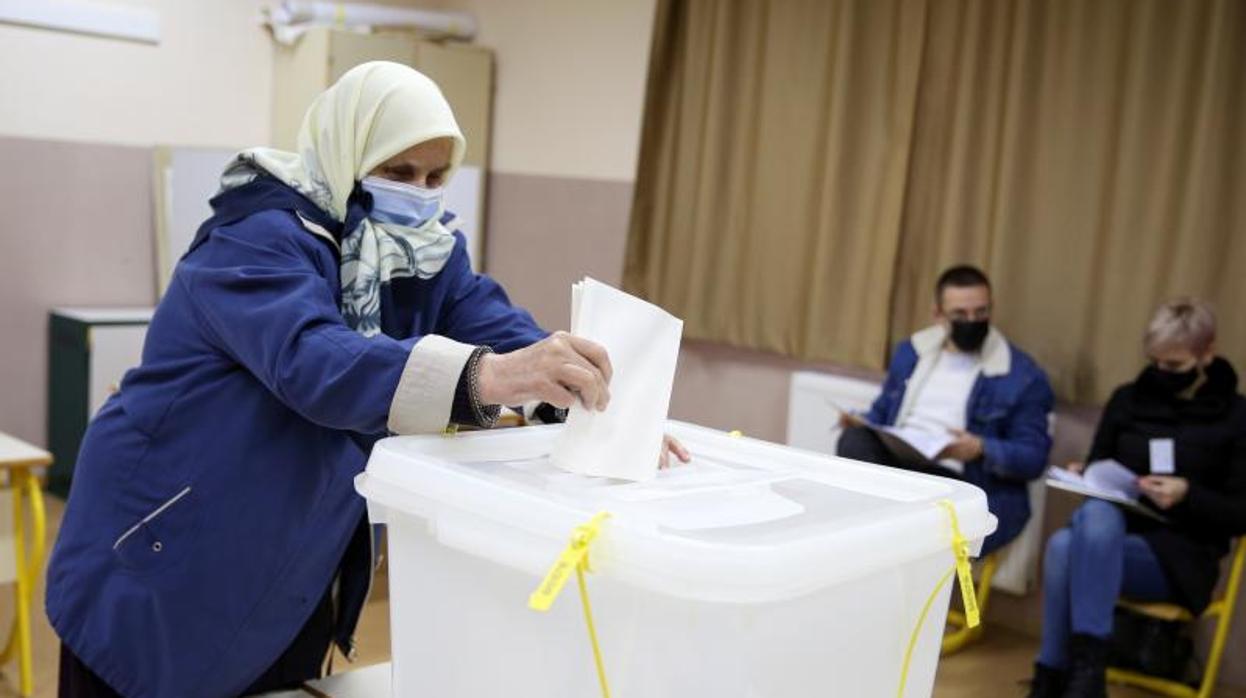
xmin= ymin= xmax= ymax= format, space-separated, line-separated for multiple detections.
xmin=12 ymin=471 xmax=32 ymax=697
xmin=1197 ymin=542 xmax=1246 ymax=698
xmin=1107 ymin=668 xmax=1197 ymax=698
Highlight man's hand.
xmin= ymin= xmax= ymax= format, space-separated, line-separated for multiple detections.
xmin=939 ymin=429 xmax=985 ymax=462
xmin=659 ymin=434 xmax=692 ymax=470
xmin=1065 ymin=461 xmax=1086 ymax=475
xmin=477 ymin=331 xmax=612 ymax=411
xmin=1139 ymin=476 xmax=1189 ymax=510
xmin=839 ymin=411 xmax=865 ymax=429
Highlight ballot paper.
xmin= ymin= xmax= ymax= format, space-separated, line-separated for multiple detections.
xmin=1047 ymin=460 xmax=1168 ymax=522
xmin=551 ymin=278 xmax=684 ymax=481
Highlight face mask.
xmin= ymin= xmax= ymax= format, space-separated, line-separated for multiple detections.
xmin=361 ymin=176 xmax=444 ymax=229
xmin=1145 ymin=365 xmax=1201 ymax=396
xmin=949 ymin=319 xmax=990 ymax=353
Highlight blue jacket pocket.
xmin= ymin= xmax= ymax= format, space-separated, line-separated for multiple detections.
xmin=113 ymin=486 xmax=199 ymax=574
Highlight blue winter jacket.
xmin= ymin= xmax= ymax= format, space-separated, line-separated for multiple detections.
xmin=865 ymin=326 xmax=1055 ymax=554
xmin=45 ymin=178 xmax=547 ymax=697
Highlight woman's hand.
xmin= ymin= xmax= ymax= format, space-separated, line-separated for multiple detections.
xmin=1138 ymin=475 xmax=1189 ymax=510
xmin=477 ymin=332 xmax=612 ymax=411
xmin=659 ymin=434 xmax=692 ymax=470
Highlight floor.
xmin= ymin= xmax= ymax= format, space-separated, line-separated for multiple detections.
xmin=3 ymin=497 xmax=1241 ymax=697
xmin=934 ymin=626 xmax=1246 ymax=698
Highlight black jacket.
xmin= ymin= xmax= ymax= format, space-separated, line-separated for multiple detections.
xmin=1088 ymin=357 xmax=1246 ymax=613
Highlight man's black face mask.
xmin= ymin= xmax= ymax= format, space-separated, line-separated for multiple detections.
xmin=949 ymin=319 xmax=990 ymax=353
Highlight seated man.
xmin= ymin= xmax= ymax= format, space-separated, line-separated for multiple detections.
xmin=837 ymin=265 xmax=1054 ymax=554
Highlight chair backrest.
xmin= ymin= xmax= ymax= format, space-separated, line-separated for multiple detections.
xmin=991 ymin=414 xmax=1057 ymax=595
xmin=786 ymin=371 xmax=881 ymax=454
xmin=992 ymin=477 xmax=1048 ymax=594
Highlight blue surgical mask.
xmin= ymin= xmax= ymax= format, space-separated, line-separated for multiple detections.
xmin=361 ymin=176 xmax=445 ymax=229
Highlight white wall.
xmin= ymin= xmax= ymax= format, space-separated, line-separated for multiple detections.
xmin=0 ymin=0 xmax=273 ymax=148
xmin=430 ymin=0 xmax=658 ymax=181
xmin=0 ymin=0 xmax=659 ymax=173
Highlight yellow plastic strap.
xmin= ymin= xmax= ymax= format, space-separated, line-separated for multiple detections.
xmin=529 ymin=512 xmax=612 ymax=697
xmin=938 ymin=499 xmax=980 ymax=628
xmin=576 ymin=565 xmax=611 ymax=698
xmin=333 ymin=2 xmax=346 ymax=26
xmin=896 ymin=568 xmax=955 ymax=698
xmin=442 ymin=423 xmax=459 ymax=437
xmin=895 ymin=500 xmax=980 ymax=697
xmin=529 ymin=512 xmax=609 ymax=611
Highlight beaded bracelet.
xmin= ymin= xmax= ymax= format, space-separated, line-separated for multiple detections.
xmin=466 ymin=346 xmax=502 ymax=428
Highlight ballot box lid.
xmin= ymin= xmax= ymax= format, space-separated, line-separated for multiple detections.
xmin=357 ymin=420 xmax=996 ymax=604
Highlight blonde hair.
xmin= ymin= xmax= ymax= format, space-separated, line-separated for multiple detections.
xmin=1144 ymin=298 xmax=1217 ymax=355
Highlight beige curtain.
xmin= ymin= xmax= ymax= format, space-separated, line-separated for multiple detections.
xmin=627 ymin=0 xmax=1246 ymax=403
xmin=890 ymin=0 xmax=1246 ymax=402
xmin=624 ymin=0 xmax=929 ymax=368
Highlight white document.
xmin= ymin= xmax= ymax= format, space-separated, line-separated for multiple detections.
xmin=1083 ymin=459 xmax=1142 ymax=499
xmin=857 ymin=421 xmax=957 ymax=472
xmin=1046 ymin=460 xmax=1167 ymax=523
xmin=1149 ymin=439 xmax=1176 ymax=475
xmin=880 ymin=425 xmax=954 ymax=462
xmin=551 ymin=278 xmax=684 ymax=482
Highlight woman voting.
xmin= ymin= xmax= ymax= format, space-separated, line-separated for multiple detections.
xmin=46 ymin=62 xmax=686 ymax=698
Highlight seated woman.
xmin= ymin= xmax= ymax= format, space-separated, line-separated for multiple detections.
xmin=1028 ymin=299 xmax=1246 ymax=698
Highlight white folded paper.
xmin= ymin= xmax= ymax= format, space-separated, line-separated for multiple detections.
xmin=551 ymin=278 xmax=684 ymax=481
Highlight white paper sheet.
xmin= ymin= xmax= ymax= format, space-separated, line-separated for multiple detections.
xmin=856 ymin=421 xmax=959 ymax=473
xmin=880 ymin=425 xmax=954 ymax=461
xmin=1045 ymin=460 xmax=1168 ymax=523
xmin=1047 ymin=459 xmax=1139 ymax=499
xmin=551 ymin=278 xmax=683 ymax=481
xmin=1083 ymin=459 xmax=1142 ymax=499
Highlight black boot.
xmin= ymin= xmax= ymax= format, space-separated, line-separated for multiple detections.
xmin=1024 ymin=662 xmax=1067 ymax=698
xmin=1063 ymin=634 xmax=1109 ymax=698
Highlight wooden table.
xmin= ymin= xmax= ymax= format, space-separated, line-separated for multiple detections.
xmin=0 ymin=433 xmax=50 ymax=697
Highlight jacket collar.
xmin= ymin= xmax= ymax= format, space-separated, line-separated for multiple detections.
xmin=189 ymin=175 xmax=375 ymax=258
xmin=1130 ymin=357 xmax=1241 ymax=422
xmin=911 ymin=324 xmax=1012 ymax=377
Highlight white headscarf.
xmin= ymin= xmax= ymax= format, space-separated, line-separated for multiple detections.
xmin=218 ymin=61 xmax=466 ymax=336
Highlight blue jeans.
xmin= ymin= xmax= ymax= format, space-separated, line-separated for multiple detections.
xmin=1038 ymin=499 xmax=1174 ymax=668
